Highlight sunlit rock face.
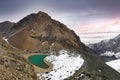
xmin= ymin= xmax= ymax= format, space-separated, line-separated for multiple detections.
xmin=8 ymin=11 xmax=82 ymax=52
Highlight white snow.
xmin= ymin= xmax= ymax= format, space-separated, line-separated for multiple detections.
xmin=106 ymin=59 xmax=120 ymax=73
xmin=101 ymin=51 xmax=120 ymax=58
xmin=101 ymin=51 xmax=115 ymax=57
xmin=2 ymin=37 xmax=8 ymax=43
xmin=38 ymin=50 xmax=84 ymax=80
xmin=115 ymin=53 xmax=120 ymax=58
xmin=80 ymin=73 xmax=85 ymax=78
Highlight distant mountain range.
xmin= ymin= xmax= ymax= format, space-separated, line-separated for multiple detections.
xmin=88 ymin=34 xmax=120 ymax=61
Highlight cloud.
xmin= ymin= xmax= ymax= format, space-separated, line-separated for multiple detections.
xmin=1 ymin=0 xmax=120 ymax=17
xmin=79 ymin=32 xmax=120 ymax=35
xmin=0 ymin=0 xmax=27 ymax=15
xmin=1 ymin=0 xmax=120 ymax=44
xmin=0 ymin=0 xmax=120 ymax=25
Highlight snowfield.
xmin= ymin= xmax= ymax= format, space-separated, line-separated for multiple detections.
xmin=37 ymin=50 xmax=84 ymax=80
xmin=101 ymin=51 xmax=120 ymax=58
xmin=106 ymin=59 xmax=120 ymax=73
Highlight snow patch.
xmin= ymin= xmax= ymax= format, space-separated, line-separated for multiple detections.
xmin=100 ymin=51 xmax=115 ymax=57
xmin=2 ymin=37 xmax=8 ymax=43
xmin=115 ymin=53 xmax=120 ymax=58
xmin=37 ymin=50 xmax=84 ymax=80
xmin=106 ymin=59 xmax=120 ymax=73
xmin=101 ymin=51 xmax=120 ymax=58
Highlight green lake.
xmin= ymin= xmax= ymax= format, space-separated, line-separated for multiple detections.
xmin=28 ymin=54 xmax=49 ymax=69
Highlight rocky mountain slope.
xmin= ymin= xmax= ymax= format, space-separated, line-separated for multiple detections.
xmin=8 ymin=11 xmax=82 ymax=53
xmin=88 ymin=34 xmax=120 ymax=61
xmin=0 ymin=11 xmax=120 ymax=80
xmin=0 ymin=21 xmax=15 ymax=37
xmin=0 ymin=38 xmax=38 ymax=80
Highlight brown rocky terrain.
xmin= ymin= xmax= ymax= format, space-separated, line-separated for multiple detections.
xmin=8 ymin=11 xmax=82 ymax=53
xmin=0 ymin=38 xmax=38 ymax=80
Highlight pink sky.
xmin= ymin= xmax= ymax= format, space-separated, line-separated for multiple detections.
xmin=74 ymin=20 xmax=120 ymax=44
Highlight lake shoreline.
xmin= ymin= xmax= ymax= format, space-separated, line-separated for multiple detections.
xmin=22 ymin=53 xmax=53 ymax=73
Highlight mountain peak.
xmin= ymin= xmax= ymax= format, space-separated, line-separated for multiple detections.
xmin=8 ymin=11 xmax=81 ymax=52
xmin=16 ymin=11 xmax=51 ymax=27
xmin=37 ymin=11 xmax=51 ymax=18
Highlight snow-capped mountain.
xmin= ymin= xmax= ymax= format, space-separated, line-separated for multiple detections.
xmin=88 ymin=34 xmax=120 ymax=61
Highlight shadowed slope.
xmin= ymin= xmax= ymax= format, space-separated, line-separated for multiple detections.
xmin=0 ymin=21 xmax=15 ymax=37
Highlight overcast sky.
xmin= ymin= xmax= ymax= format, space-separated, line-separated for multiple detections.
xmin=1 ymin=0 xmax=120 ymax=44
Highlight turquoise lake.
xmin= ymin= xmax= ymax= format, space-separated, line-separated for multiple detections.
xmin=28 ymin=54 xmax=49 ymax=69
